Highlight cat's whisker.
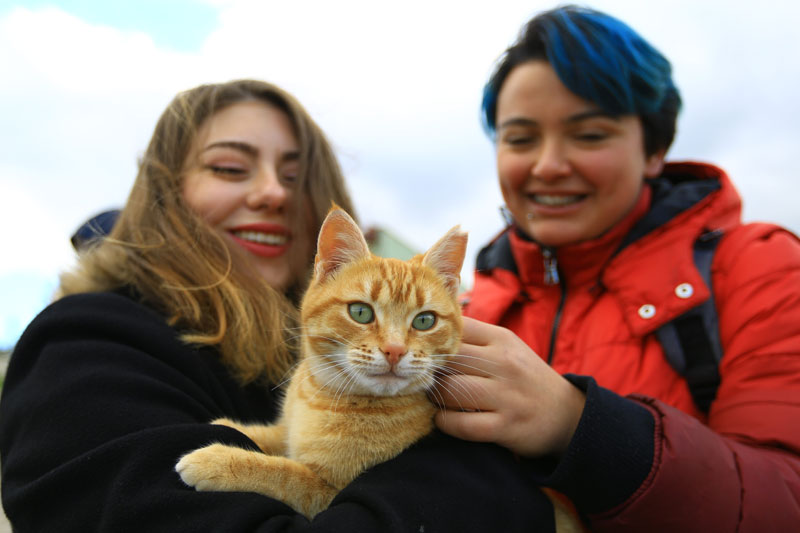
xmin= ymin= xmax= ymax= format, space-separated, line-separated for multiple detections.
xmin=430 ymin=380 xmax=471 ymax=416
xmin=429 ymin=355 xmax=506 ymax=381
xmin=429 ymin=362 xmax=468 ymax=378
xmin=327 ymin=367 xmax=351 ymax=410
xmin=425 ymin=383 xmax=452 ymax=421
xmin=341 ymin=366 xmax=365 ymax=397
xmin=307 ymin=358 xmax=347 ymax=389
xmin=311 ymin=358 xmax=360 ymax=409
xmin=272 ymin=374 xmax=294 ymax=391
xmin=293 ymin=335 xmax=351 ymax=352
xmin=289 ymin=324 xmax=354 ymax=343
xmin=311 ymin=356 xmax=346 ymax=371
xmin=431 ymin=352 xmax=498 ymax=365
xmin=430 ymin=371 xmax=491 ymax=414
xmin=302 ymin=362 xmax=342 ymax=400
xmin=307 ymin=374 xmax=342 ymax=405
xmin=431 ymin=352 xmax=500 ymax=365
xmin=303 ymin=334 xmax=348 ymax=346
xmin=307 ymin=330 xmax=355 ymax=347
xmin=331 ymin=380 xmax=351 ymax=413
xmin=271 ymin=359 xmax=307 ymax=391
xmin=445 ymin=362 xmax=505 ymax=381
xmin=331 ymin=367 xmax=362 ymax=413
xmin=284 ymin=333 xmax=312 ymax=344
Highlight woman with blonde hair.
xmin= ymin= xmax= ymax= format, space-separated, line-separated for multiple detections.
xmin=0 ymin=79 xmax=553 ymax=531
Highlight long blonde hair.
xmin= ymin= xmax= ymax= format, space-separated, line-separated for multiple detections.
xmin=59 ymin=79 xmax=356 ymax=384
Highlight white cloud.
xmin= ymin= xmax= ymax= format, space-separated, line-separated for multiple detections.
xmin=0 ymin=179 xmax=75 ymax=275
xmin=1 ymin=0 xmax=800 ymax=347
xmin=0 ymin=7 xmax=188 ymax=236
xmin=3 ymin=7 xmax=183 ymax=92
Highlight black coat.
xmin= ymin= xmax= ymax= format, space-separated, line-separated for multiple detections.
xmin=0 ymin=291 xmax=555 ymax=532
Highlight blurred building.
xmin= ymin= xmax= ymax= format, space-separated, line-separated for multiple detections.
xmin=364 ymin=226 xmax=418 ymax=260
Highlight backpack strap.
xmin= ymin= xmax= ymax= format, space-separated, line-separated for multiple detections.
xmin=655 ymin=230 xmax=724 ymax=413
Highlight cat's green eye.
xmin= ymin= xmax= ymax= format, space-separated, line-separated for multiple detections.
xmin=412 ymin=311 xmax=436 ymax=331
xmin=348 ymin=302 xmax=374 ymax=324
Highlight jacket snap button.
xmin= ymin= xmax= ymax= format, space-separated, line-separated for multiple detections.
xmin=675 ymin=283 xmax=694 ymax=299
xmin=638 ymin=304 xmax=656 ymax=319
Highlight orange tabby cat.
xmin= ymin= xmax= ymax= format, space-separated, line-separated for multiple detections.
xmin=175 ymin=206 xmax=467 ymax=518
xmin=175 ymin=207 xmax=583 ymax=532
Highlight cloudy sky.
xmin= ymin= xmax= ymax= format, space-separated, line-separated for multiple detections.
xmin=2 ymin=0 xmax=799 ymax=348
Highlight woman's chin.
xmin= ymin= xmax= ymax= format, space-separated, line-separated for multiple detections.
xmin=521 ymin=221 xmax=587 ymax=248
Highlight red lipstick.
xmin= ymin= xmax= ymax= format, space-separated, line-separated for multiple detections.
xmin=227 ymin=223 xmax=291 ymax=258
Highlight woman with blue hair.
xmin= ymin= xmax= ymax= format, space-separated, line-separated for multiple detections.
xmin=435 ymin=5 xmax=800 ymax=531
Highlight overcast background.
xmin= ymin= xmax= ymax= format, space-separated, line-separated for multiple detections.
xmin=1 ymin=0 xmax=799 ymax=349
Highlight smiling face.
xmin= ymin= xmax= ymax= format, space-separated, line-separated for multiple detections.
xmin=181 ymin=100 xmax=312 ymax=290
xmin=495 ymin=61 xmax=665 ymax=248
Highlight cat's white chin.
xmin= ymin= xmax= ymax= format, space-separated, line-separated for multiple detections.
xmin=360 ymin=373 xmax=426 ymax=396
xmin=307 ymin=356 xmax=430 ymax=396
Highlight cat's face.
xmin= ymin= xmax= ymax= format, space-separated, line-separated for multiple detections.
xmin=299 ymin=207 xmax=467 ymax=397
xmin=302 ymin=257 xmax=462 ymax=396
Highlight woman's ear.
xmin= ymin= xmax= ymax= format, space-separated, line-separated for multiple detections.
xmin=644 ymin=149 xmax=667 ymax=178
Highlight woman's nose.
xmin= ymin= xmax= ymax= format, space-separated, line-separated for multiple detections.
xmin=531 ymin=139 xmax=570 ymax=181
xmin=246 ymin=168 xmax=289 ymax=212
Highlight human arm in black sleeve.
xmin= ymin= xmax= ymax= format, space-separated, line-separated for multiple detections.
xmin=0 ymin=291 xmax=556 ymax=532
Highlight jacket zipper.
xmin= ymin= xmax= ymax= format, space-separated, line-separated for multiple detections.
xmin=543 ymin=247 xmax=566 ymax=364
xmin=543 ymin=247 xmax=560 ymax=285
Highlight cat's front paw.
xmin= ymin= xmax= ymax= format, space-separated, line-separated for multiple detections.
xmin=175 ymin=443 xmax=232 ymax=492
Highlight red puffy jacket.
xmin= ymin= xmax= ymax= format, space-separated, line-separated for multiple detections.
xmin=464 ymin=162 xmax=800 ymax=531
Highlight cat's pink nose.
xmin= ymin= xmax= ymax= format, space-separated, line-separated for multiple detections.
xmin=383 ymin=344 xmax=407 ymax=366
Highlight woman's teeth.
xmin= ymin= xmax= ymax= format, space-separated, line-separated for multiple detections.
xmin=532 ymin=194 xmax=584 ymax=206
xmin=233 ymin=231 xmax=287 ymax=245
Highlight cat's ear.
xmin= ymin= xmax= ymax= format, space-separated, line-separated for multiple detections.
xmin=314 ymin=206 xmax=371 ymax=283
xmin=422 ymin=226 xmax=468 ymax=296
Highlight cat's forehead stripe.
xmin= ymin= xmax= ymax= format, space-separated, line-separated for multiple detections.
xmin=370 ymin=279 xmax=381 ymax=302
xmin=378 ymin=261 xmax=389 ymax=279
xmin=414 ymin=284 xmax=425 ymax=309
xmin=357 ymin=280 xmax=367 ymax=294
xmin=365 ymin=263 xmax=445 ymax=312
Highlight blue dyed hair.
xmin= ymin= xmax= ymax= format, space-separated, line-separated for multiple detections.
xmin=482 ymin=5 xmax=681 ymax=156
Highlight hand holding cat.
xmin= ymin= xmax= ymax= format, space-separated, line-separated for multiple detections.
xmin=433 ymin=317 xmax=586 ymax=458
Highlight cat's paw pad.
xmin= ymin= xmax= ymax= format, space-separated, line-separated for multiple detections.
xmin=175 ymin=444 xmax=230 ymax=491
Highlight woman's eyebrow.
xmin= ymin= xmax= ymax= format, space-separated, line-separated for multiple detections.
xmin=564 ymin=109 xmax=619 ymax=124
xmin=202 ymin=142 xmax=300 ymax=163
xmin=282 ymin=151 xmax=300 ymax=163
xmin=498 ymin=117 xmax=537 ymax=130
xmin=498 ymin=110 xmax=619 ymax=130
xmin=202 ymin=140 xmax=258 ymax=156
